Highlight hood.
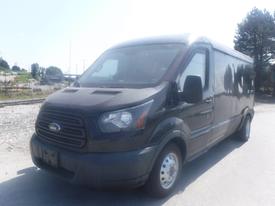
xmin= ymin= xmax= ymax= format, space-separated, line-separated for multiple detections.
xmin=43 ymin=82 xmax=169 ymax=112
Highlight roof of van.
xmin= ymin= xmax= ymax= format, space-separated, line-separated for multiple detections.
xmin=111 ymin=34 xmax=253 ymax=63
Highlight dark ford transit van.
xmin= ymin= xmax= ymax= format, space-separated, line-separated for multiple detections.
xmin=30 ymin=35 xmax=254 ymax=197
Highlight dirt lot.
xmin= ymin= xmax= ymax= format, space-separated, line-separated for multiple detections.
xmin=0 ymin=103 xmax=275 ymax=206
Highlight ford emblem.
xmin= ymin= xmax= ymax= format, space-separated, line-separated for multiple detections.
xmin=48 ymin=122 xmax=61 ymax=132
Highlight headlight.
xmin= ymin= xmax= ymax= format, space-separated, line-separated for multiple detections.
xmin=101 ymin=111 xmax=133 ymax=129
xmin=99 ymin=100 xmax=153 ymax=133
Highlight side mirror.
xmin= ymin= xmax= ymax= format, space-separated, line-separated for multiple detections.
xmin=182 ymin=75 xmax=203 ymax=103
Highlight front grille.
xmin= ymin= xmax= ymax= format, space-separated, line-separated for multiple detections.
xmin=36 ymin=109 xmax=87 ymax=148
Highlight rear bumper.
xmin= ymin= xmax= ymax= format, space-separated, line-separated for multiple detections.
xmin=30 ymin=135 xmax=157 ymax=188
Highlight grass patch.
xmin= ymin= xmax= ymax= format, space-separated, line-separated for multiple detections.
xmin=0 ymin=66 xmax=9 ymax=72
xmin=0 ymin=93 xmax=48 ymax=101
xmin=15 ymin=73 xmax=32 ymax=83
xmin=0 ymin=90 xmax=52 ymax=101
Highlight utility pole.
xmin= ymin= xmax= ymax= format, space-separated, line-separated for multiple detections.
xmin=68 ymin=40 xmax=72 ymax=74
xmin=82 ymin=59 xmax=86 ymax=73
xmin=75 ymin=64 xmax=78 ymax=75
xmin=4 ymin=71 xmax=7 ymax=96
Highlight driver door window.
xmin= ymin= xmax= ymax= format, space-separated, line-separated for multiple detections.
xmin=178 ymin=52 xmax=207 ymax=91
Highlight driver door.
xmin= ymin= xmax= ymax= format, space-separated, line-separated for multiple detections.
xmin=177 ymin=47 xmax=214 ymax=158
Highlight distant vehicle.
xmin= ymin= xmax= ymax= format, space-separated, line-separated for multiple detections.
xmin=41 ymin=67 xmax=64 ymax=85
xmin=30 ymin=35 xmax=255 ymax=197
xmin=64 ymin=74 xmax=80 ymax=83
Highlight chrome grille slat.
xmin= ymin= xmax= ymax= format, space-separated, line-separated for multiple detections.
xmin=37 ymin=126 xmax=86 ymax=140
xmin=39 ymin=111 xmax=83 ymax=126
xmin=38 ymin=116 xmax=81 ymax=127
xmin=38 ymin=122 xmax=85 ymax=137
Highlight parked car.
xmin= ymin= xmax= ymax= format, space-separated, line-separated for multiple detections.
xmin=30 ymin=35 xmax=254 ymax=197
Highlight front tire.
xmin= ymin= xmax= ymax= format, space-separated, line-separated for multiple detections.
xmin=144 ymin=143 xmax=182 ymax=198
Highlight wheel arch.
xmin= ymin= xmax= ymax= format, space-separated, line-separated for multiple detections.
xmin=148 ymin=131 xmax=189 ymax=176
xmin=238 ymin=107 xmax=254 ymax=131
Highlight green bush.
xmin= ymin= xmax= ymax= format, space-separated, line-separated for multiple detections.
xmin=15 ymin=73 xmax=32 ymax=83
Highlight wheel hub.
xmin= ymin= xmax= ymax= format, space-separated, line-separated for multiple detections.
xmin=160 ymin=152 xmax=179 ymax=189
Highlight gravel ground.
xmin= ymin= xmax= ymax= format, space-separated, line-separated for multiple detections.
xmin=0 ymin=104 xmax=40 ymax=153
xmin=0 ymin=104 xmax=40 ymax=181
xmin=0 ymin=103 xmax=275 ymax=206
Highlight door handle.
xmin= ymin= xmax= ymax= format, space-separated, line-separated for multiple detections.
xmin=204 ymin=97 xmax=213 ymax=104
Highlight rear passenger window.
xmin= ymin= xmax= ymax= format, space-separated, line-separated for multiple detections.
xmin=178 ymin=52 xmax=206 ymax=91
xmin=214 ymin=50 xmax=254 ymax=95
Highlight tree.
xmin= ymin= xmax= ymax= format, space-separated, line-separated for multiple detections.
xmin=234 ymin=8 xmax=275 ymax=92
xmin=21 ymin=68 xmax=27 ymax=73
xmin=45 ymin=66 xmax=63 ymax=76
xmin=39 ymin=67 xmax=46 ymax=78
xmin=31 ymin=63 xmax=40 ymax=79
xmin=0 ymin=58 xmax=10 ymax=70
xmin=11 ymin=65 xmax=21 ymax=72
xmin=41 ymin=66 xmax=64 ymax=84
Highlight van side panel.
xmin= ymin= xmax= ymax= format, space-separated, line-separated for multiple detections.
xmin=209 ymin=50 xmax=254 ymax=145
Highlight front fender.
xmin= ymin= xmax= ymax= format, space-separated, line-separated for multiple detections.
xmin=146 ymin=117 xmax=191 ymax=173
xmin=149 ymin=117 xmax=190 ymax=145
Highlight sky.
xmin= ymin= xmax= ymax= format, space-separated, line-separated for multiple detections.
xmin=0 ymin=0 xmax=273 ymax=74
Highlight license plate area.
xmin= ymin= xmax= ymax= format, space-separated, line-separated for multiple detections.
xmin=41 ymin=148 xmax=58 ymax=168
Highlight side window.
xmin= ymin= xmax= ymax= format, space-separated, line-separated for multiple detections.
xmin=214 ymin=51 xmax=228 ymax=94
xmin=93 ymin=59 xmax=118 ymax=77
xmin=178 ymin=52 xmax=206 ymax=91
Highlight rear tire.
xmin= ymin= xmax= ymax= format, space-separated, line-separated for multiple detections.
xmin=144 ymin=143 xmax=182 ymax=198
xmin=237 ymin=115 xmax=251 ymax=142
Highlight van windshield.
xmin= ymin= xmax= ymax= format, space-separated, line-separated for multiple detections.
xmin=78 ymin=44 xmax=184 ymax=88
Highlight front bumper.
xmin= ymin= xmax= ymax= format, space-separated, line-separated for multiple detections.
xmin=30 ymin=134 xmax=157 ymax=188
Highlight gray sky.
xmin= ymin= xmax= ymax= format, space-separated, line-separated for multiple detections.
xmin=0 ymin=0 xmax=273 ymax=73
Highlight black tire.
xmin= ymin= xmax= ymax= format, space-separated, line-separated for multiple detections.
xmin=144 ymin=143 xmax=182 ymax=198
xmin=237 ymin=115 xmax=251 ymax=142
